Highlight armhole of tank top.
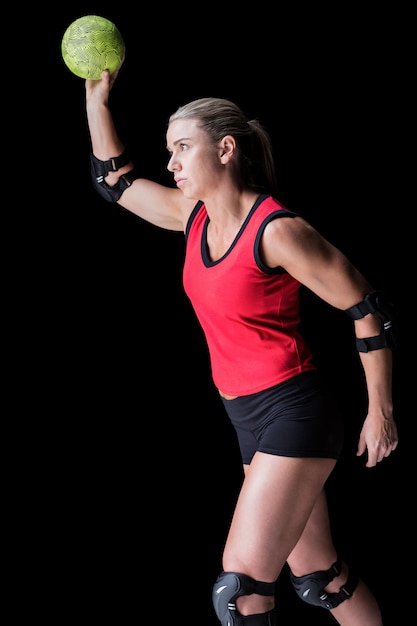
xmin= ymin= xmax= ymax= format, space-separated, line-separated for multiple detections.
xmin=254 ymin=210 xmax=298 ymax=274
xmin=185 ymin=200 xmax=204 ymax=242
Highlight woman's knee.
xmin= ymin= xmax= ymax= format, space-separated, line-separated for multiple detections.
xmin=213 ymin=571 xmax=276 ymax=625
xmin=289 ymin=558 xmax=358 ymax=610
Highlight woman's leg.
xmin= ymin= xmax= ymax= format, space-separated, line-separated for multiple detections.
xmin=287 ymin=488 xmax=382 ymax=625
xmin=220 ymin=451 xmax=336 ymax=617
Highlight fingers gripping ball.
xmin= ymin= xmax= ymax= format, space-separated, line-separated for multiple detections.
xmin=61 ymin=15 xmax=124 ymax=79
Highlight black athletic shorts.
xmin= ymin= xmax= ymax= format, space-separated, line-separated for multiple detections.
xmin=220 ymin=371 xmax=344 ymax=464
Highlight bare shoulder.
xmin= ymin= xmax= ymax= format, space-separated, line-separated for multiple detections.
xmin=267 ymin=213 xmax=316 ymax=234
xmin=261 ymin=213 xmax=371 ymax=308
xmin=261 ymin=214 xmax=339 ymax=272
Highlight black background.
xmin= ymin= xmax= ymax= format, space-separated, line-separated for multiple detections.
xmin=22 ymin=5 xmax=411 ymax=624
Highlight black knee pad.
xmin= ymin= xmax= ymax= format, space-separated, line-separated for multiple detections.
xmin=289 ymin=559 xmax=358 ymax=609
xmin=212 ymin=571 xmax=276 ymax=625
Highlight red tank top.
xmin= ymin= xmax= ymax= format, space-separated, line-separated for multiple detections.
xmin=183 ymin=194 xmax=316 ymax=396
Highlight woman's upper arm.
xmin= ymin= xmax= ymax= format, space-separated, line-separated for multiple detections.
xmin=262 ymin=216 xmax=373 ymax=310
xmin=117 ymin=177 xmax=195 ymax=232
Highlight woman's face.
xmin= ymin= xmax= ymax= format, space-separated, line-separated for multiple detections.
xmin=166 ymin=118 xmax=222 ymax=200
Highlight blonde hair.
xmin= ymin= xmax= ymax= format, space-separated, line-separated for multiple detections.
xmin=169 ymin=97 xmax=279 ymax=196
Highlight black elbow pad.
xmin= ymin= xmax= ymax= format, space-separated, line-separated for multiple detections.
xmin=90 ymin=151 xmax=139 ymax=202
xmin=345 ymin=291 xmax=397 ymax=352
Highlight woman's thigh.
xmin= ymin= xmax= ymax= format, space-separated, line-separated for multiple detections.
xmin=222 ymin=451 xmax=336 ymax=581
xmin=287 ymin=487 xmax=338 ymax=575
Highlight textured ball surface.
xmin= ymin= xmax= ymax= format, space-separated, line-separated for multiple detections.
xmin=61 ymin=15 xmax=124 ymax=79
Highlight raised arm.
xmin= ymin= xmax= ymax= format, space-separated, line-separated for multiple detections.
xmin=85 ymin=66 xmax=193 ymax=232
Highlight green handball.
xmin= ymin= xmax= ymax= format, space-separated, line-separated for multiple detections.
xmin=61 ymin=15 xmax=125 ymax=79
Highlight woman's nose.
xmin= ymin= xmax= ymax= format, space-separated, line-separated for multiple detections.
xmin=167 ymin=155 xmax=178 ymax=172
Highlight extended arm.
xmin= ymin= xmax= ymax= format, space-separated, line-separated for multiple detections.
xmin=261 ymin=216 xmax=398 ymax=467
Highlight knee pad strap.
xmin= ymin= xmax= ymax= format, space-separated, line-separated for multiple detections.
xmin=290 ymin=559 xmax=358 ymax=610
xmin=212 ymin=571 xmax=276 ymax=625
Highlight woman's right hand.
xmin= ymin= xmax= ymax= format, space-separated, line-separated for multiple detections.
xmin=85 ymin=53 xmax=124 ymax=103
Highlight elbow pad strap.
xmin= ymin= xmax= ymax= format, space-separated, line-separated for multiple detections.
xmin=90 ymin=150 xmax=139 ymax=202
xmin=355 ymin=334 xmax=392 ymax=353
xmin=345 ymin=291 xmax=397 ymax=352
xmin=91 ymin=148 xmax=131 ymax=177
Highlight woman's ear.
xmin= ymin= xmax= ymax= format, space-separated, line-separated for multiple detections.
xmin=219 ymin=135 xmax=236 ymax=164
